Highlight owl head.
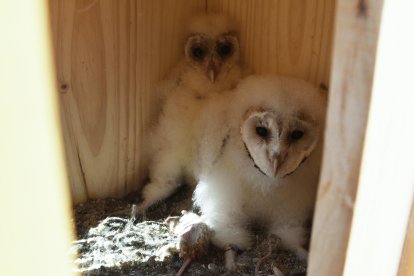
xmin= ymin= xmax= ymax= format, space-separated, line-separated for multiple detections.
xmin=241 ymin=108 xmax=321 ymax=178
xmin=234 ymin=75 xmax=326 ymax=179
xmin=184 ymin=13 xmax=240 ymax=82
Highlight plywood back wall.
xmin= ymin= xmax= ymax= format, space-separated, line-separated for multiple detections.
xmin=49 ymin=0 xmax=335 ymax=203
xmin=208 ymin=0 xmax=335 ymax=86
xmin=49 ymin=0 xmax=206 ymax=203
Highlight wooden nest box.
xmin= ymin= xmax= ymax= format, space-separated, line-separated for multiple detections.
xmin=1 ymin=0 xmax=413 ymax=275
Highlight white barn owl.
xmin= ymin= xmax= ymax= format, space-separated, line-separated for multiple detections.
xmin=139 ymin=13 xmax=248 ymax=212
xmin=193 ymin=75 xmax=327 ymax=270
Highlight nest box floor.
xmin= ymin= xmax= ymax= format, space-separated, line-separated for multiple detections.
xmin=72 ymin=185 xmax=307 ymax=275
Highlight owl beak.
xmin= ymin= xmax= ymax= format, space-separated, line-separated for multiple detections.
xmin=209 ymin=69 xmax=216 ymax=82
xmin=272 ymin=152 xmax=287 ymax=177
xmin=207 ymin=58 xmax=220 ymax=82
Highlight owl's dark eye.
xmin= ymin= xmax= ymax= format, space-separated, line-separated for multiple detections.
xmin=290 ymin=130 xmax=304 ymax=141
xmin=217 ymin=43 xmax=233 ymax=58
xmin=256 ymin=126 xmax=269 ymax=138
xmin=191 ymin=46 xmax=206 ymax=61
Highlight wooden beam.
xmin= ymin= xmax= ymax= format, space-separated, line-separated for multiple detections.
xmin=344 ymin=0 xmax=414 ymax=274
xmin=0 ymin=1 xmax=75 ymax=275
xmin=399 ymin=202 xmax=414 ymax=276
xmin=308 ymin=0 xmax=384 ymax=275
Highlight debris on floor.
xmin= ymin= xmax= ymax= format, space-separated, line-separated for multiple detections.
xmin=71 ymin=186 xmax=307 ymax=275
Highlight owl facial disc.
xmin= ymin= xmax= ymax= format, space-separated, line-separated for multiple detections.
xmin=241 ymin=107 xmax=320 ymax=179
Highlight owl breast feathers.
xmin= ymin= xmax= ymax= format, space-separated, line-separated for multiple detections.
xmin=193 ymin=75 xmax=327 ymax=269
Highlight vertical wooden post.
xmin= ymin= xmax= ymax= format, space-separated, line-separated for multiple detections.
xmin=308 ymin=0 xmax=384 ymax=275
xmin=343 ymin=0 xmax=414 ymax=274
xmin=310 ymin=0 xmax=414 ymax=275
xmin=0 ymin=1 xmax=75 ymax=275
xmin=399 ymin=202 xmax=414 ymax=276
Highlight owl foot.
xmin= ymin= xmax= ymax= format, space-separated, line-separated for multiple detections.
xmin=137 ymin=179 xmax=179 ymax=213
xmin=136 ymin=200 xmax=150 ymax=214
xmin=224 ymin=244 xmax=239 ymax=271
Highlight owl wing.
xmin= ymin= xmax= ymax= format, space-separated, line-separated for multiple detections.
xmin=155 ymin=61 xmax=187 ymax=104
xmin=195 ymin=94 xmax=232 ymax=177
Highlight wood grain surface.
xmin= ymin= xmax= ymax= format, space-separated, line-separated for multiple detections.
xmin=400 ymin=203 xmax=414 ymax=276
xmin=49 ymin=0 xmax=205 ymax=203
xmin=308 ymin=0 xmax=385 ymax=275
xmin=207 ymin=0 xmax=335 ymax=86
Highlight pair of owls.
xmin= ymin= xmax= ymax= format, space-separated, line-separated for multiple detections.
xmin=139 ymin=13 xmax=326 ymax=270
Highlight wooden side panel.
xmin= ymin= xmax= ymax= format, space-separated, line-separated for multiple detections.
xmin=49 ymin=0 xmax=205 ymax=203
xmin=342 ymin=0 xmax=414 ymax=274
xmin=308 ymin=0 xmax=384 ymax=275
xmin=207 ymin=0 xmax=335 ymax=87
xmin=400 ymin=202 xmax=414 ymax=276
xmin=0 ymin=1 xmax=74 ymax=275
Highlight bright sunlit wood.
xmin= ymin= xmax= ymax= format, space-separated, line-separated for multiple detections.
xmin=207 ymin=0 xmax=335 ymax=86
xmin=399 ymin=202 xmax=414 ymax=276
xmin=344 ymin=0 xmax=414 ymax=274
xmin=308 ymin=0 xmax=384 ymax=275
xmin=49 ymin=0 xmax=206 ymax=203
xmin=0 ymin=1 xmax=75 ymax=275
